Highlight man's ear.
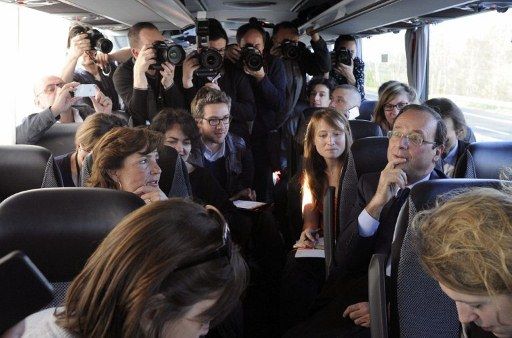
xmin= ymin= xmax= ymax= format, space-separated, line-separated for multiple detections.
xmin=108 ymin=169 xmax=119 ymax=183
xmin=433 ymin=144 xmax=444 ymax=162
xmin=131 ymin=47 xmax=139 ymax=59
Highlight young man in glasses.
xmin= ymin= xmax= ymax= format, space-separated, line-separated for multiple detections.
xmin=283 ymin=104 xmax=447 ymax=337
xmin=189 ymin=86 xmax=256 ymax=201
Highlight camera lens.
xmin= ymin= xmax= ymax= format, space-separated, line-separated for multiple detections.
xmin=96 ymin=38 xmax=113 ymax=54
xmin=167 ymin=45 xmax=186 ymax=65
xmin=240 ymin=45 xmax=263 ymax=71
xmin=200 ymin=48 xmax=223 ymax=71
xmin=281 ymin=41 xmax=300 ymax=60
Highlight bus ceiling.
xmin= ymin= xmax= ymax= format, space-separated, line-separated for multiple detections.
xmin=1 ymin=0 xmax=510 ymax=36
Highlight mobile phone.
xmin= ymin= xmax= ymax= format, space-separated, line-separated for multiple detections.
xmin=74 ymin=84 xmax=96 ymax=97
xmin=0 ymin=251 xmax=54 ymax=334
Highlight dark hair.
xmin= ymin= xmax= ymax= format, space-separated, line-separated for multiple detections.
xmin=424 ymin=98 xmax=468 ymax=140
xmin=396 ymin=104 xmax=448 ymax=148
xmin=334 ymin=34 xmax=356 ymax=51
xmin=208 ymin=18 xmax=228 ymax=43
xmin=128 ymin=22 xmax=159 ymax=48
xmin=272 ymin=21 xmax=299 ymax=37
xmin=88 ymin=127 xmax=164 ymax=189
xmin=307 ymin=78 xmax=334 ymax=98
xmin=75 ymin=113 xmax=127 ymax=152
xmin=56 ymin=199 xmax=248 ymax=337
xmin=303 ymin=108 xmax=352 ymax=211
xmin=67 ymin=25 xmax=87 ymax=49
xmin=236 ymin=17 xmax=266 ymax=45
xmin=378 ymin=80 xmax=400 ymax=96
xmin=151 ymin=108 xmax=201 ymax=153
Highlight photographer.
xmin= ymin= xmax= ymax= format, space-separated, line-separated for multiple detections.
xmin=113 ymin=22 xmax=184 ymax=125
xmin=225 ymin=18 xmax=286 ymax=202
xmin=16 ymin=76 xmax=112 ymax=144
xmin=179 ymin=18 xmax=255 ymax=142
xmin=329 ymin=35 xmax=365 ymax=100
xmin=270 ymin=22 xmax=331 ymax=135
xmin=62 ymin=25 xmax=127 ymax=111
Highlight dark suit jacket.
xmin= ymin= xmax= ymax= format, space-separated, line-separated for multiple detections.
xmin=333 ymin=168 xmax=446 ymax=278
xmin=435 ymin=139 xmax=469 ymax=177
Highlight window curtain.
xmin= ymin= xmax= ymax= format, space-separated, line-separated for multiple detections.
xmin=405 ymin=25 xmax=429 ymax=101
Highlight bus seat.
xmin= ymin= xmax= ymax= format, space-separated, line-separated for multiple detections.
xmin=34 ymin=123 xmax=79 ymax=157
xmin=349 ymin=120 xmax=383 ymax=141
xmin=0 ymin=188 xmax=145 ymax=308
xmin=350 ymin=137 xmax=389 ymax=178
xmin=0 ymin=145 xmax=62 ymax=203
xmin=368 ymin=253 xmax=388 ymax=338
xmin=357 ymin=100 xmax=376 ymax=121
xmin=454 ymin=141 xmax=512 ymax=179
xmin=388 ymin=179 xmax=504 ymax=337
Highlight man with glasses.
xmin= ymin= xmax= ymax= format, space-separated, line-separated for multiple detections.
xmin=283 ymin=104 xmax=447 ymax=337
xmin=329 ymin=84 xmax=362 ymax=120
xmin=189 ymin=87 xmax=255 ymax=201
xmin=180 ymin=18 xmax=256 ymax=141
xmin=16 ymin=76 xmax=112 ymax=144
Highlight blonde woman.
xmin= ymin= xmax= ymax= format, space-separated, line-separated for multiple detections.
xmin=415 ymin=187 xmax=512 ymax=338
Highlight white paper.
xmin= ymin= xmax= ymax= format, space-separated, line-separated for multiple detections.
xmin=233 ymin=200 xmax=267 ymax=210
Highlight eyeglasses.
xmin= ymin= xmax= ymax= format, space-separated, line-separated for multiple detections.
xmin=202 ymin=115 xmax=232 ymax=127
xmin=173 ymin=205 xmax=231 ymax=272
xmin=384 ymin=102 xmax=408 ymax=112
xmin=387 ymin=130 xmax=438 ymax=147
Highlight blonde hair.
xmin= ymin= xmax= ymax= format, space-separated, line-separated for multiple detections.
xmin=190 ymin=87 xmax=232 ymax=119
xmin=75 ymin=113 xmax=127 ymax=151
xmin=414 ymin=187 xmax=512 ymax=296
xmin=373 ymin=82 xmax=417 ymax=131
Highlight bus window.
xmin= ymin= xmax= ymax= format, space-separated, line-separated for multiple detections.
xmin=362 ymin=31 xmax=408 ymax=101
xmin=429 ymin=10 xmax=512 ymax=141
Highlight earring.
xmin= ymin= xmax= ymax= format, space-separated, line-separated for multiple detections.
xmin=117 ymin=180 xmax=123 ymax=191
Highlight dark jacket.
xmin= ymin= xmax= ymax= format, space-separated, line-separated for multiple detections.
xmin=435 ymin=139 xmax=470 ymax=177
xmin=251 ymin=54 xmax=287 ymax=139
xmin=180 ymin=60 xmax=256 ymax=141
xmin=113 ymin=58 xmax=184 ymax=125
xmin=188 ymin=133 xmax=254 ymax=196
xmin=330 ymin=56 xmax=365 ymax=100
xmin=334 ymin=169 xmax=446 ymax=276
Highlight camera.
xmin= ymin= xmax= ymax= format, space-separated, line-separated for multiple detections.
xmin=195 ymin=19 xmax=223 ymax=77
xmin=333 ymin=47 xmax=352 ymax=66
xmin=70 ymin=26 xmax=114 ymax=54
xmin=151 ymin=41 xmax=186 ymax=69
xmin=280 ymin=39 xmax=300 ymax=60
xmin=239 ymin=44 xmax=263 ymax=71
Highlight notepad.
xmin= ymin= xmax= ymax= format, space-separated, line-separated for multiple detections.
xmin=294 ymin=237 xmax=325 ymax=258
xmin=233 ymin=200 xmax=267 ymax=210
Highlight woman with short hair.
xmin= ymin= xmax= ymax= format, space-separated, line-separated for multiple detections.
xmin=87 ymin=127 xmax=167 ymax=204
xmin=19 ymin=199 xmax=248 ymax=337
xmin=414 ymin=187 xmax=512 ymax=338
xmin=373 ymin=82 xmax=417 ymax=132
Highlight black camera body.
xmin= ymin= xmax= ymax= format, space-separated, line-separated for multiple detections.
xmin=152 ymin=41 xmax=186 ymax=69
xmin=86 ymin=29 xmax=113 ymax=54
xmin=333 ymin=47 xmax=352 ymax=66
xmin=280 ymin=39 xmax=300 ymax=61
xmin=239 ymin=44 xmax=263 ymax=71
xmin=195 ymin=19 xmax=223 ymax=77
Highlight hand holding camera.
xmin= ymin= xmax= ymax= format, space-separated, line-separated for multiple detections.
xmin=159 ymin=62 xmax=175 ymax=89
xmin=225 ymin=44 xmax=241 ymax=64
xmin=68 ymin=33 xmax=91 ymax=60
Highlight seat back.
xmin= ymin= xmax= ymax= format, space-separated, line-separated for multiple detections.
xmin=34 ymin=123 xmax=79 ymax=157
xmin=349 ymin=120 xmax=383 ymax=141
xmin=357 ymin=100 xmax=376 ymax=121
xmin=351 ymin=137 xmax=389 ymax=178
xmin=0 ymin=188 xmax=145 ymax=307
xmin=369 ymin=254 xmax=388 ymax=338
xmin=392 ymin=179 xmax=503 ymax=337
xmin=322 ymin=186 xmax=335 ymax=279
xmin=454 ymin=141 xmax=512 ymax=179
xmin=0 ymin=145 xmax=62 ymax=202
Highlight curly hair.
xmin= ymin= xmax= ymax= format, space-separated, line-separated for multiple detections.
xmin=414 ymin=187 xmax=512 ymax=296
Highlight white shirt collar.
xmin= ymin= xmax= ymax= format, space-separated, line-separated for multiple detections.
xmin=202 ymin=140 xmax=225 ymax=162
